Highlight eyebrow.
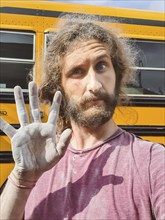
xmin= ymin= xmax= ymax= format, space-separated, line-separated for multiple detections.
xmin=65 ymin=64 xmax=82 ymax=76
xmin=64 ymin=52 xmax=111 ymax=75
xmin=95 ymin=53 xmax=111 ymax=60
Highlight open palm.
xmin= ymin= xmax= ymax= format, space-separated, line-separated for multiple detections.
xmin=0 ymin=82 xmax=71 ymax=182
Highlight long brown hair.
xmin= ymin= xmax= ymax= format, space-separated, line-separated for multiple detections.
xmin=39 ymin=15 xmax=137 ymax=133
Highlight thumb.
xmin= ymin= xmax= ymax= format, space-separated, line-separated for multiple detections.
xmin=56 ymin=128 xmax=72 ymax=156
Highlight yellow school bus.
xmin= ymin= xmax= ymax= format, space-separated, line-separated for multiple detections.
xmin=0 ymin=0 xmax=164 ymax=188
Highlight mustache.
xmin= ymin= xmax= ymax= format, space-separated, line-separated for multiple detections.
xmin=80 ymin=91 xmax=114 ymax=105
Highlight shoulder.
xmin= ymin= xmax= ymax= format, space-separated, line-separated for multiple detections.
xmin=119 ymin=129 xmax=164 ymax=151
xmin=131 ymin=133 xmax=164 ymax=157
xmin=117 ymin=129 xmax=164 ymax=167
xmin=105 ymin=128 xmax=164 ymax=159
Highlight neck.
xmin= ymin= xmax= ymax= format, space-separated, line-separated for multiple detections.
xmin=70 ymin=119 xmax=118 ymax=150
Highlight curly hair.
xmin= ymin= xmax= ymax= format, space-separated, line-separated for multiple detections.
xmin=39 ymin=15 xmax=136 ymax=133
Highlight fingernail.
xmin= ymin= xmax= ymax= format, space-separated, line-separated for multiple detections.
xmin=55 ymin=91 xmax=62 ymax=104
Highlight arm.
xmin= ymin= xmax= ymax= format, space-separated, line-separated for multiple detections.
xmin=0 ymin=82 xmax=71 ymax=220
xmin=0 ymin=178 xmax=32 ymax=220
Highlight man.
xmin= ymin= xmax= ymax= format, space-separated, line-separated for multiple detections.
xmin=0 ymin=16 xmax=165 ymax=220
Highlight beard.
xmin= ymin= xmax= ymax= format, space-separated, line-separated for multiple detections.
xmin=64 ymin=90 xmax=117 ymax=128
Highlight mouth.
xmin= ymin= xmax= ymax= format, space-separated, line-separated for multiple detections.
xmin=83 ymin=99 xmax=103 ymax=108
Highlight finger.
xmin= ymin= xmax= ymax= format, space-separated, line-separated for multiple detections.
xmin=29 ymin=82 xmax=41 ymax=122
xmin=0 ymin=118 xmax=16 ymax=138
xmin=47 ymin=91 xmax=62 ymax=126
xmin=14 ymin=86 xmax=29 ymax=127
xmin=56 ymin=128 xmax=72 ymax=156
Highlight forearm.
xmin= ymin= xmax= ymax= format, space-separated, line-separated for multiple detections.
xmin=0 ymin=175 xmax=34 ymax=220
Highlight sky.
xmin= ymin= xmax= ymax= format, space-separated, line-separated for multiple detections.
xmin=51 ymin=0 xmax=165 ymax=12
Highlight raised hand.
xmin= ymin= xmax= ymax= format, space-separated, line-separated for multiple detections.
xmin=0 ymin=82 xmax=72 ymax=185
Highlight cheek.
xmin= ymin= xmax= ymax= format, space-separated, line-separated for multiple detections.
xmin=64 ymin=80 xmax=84 ymax=97
xmin=102 ymin=75 xmax=116 ymax=93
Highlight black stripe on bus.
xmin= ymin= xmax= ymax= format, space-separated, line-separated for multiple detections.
xmin=0 ymin=124 xmax=164 ymax=137
xmin=0 ymin=125 xmax=164 ymax=164
xmin=1 ymin=92 xmax=165 ymax=107
xmin=120 ymin=125 xmax=165 ymax=136
xmin=0 ymin=92 xmax=29 ymax=104
xmin=0 ymin=7 xmax=165 ymax=27
xmin=0 ymin=151 xmax=14 ymax=163
xmin=128 ymin=96 xmax=165 ymax=107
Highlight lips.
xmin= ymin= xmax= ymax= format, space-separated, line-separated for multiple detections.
xmin=87 ymin=98 xmax=100 ymax=102
xmin=82 ymin=98 xmax=103 ymax=108
xmin=80 ymin=92 xmax=109 ymax=108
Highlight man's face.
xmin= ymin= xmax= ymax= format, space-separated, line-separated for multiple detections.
xmin=61 ymin=40 xmax=117 ymax=128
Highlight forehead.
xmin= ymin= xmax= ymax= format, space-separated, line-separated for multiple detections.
xmin=62 ymin=40 xmax=110 ymax=67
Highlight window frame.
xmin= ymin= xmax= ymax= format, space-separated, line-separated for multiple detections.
xmin=127 ymin=39 xmax=165 ymax=98
xmin=0 ymin=30 xmax=35 ymax=62
xmin=44 ymin=32 xmax=54 ymax=54
xmin=0 ymin=30 xmax=36 ymax=92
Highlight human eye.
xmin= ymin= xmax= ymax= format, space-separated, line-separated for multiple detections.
xmin=69 ymin=67 xmax=84 ymax=78
xmin=95 ymin=61 xmax=107 ymax=73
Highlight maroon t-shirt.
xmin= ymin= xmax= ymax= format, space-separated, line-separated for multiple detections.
xmin=25 ymin=129 xmax=165 ymax=219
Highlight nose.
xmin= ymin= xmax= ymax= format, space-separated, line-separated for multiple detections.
xmin=86 ymin=69 xmax=102 ymax=93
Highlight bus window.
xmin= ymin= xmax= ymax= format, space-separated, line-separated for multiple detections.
xmin=0 ymin=31 xmax=35 ymax=91
xmin=0 ymin=31 xmax=34 ymax=60
xmin=0 ymin=62 xmax=33 ymax=90
xmin=135 ymin=40 xmax=165 ymax=68
xmin=127 ymin=40 xmax=165 ymax=96
xmin=44 ymin=32 xmax=55 ymax=52
xmin=127 ymin=69 xmax=165 ymax=95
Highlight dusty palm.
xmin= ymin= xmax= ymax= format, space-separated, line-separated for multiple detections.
xmin=0 ymin=82 xmax=71 ymax=182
